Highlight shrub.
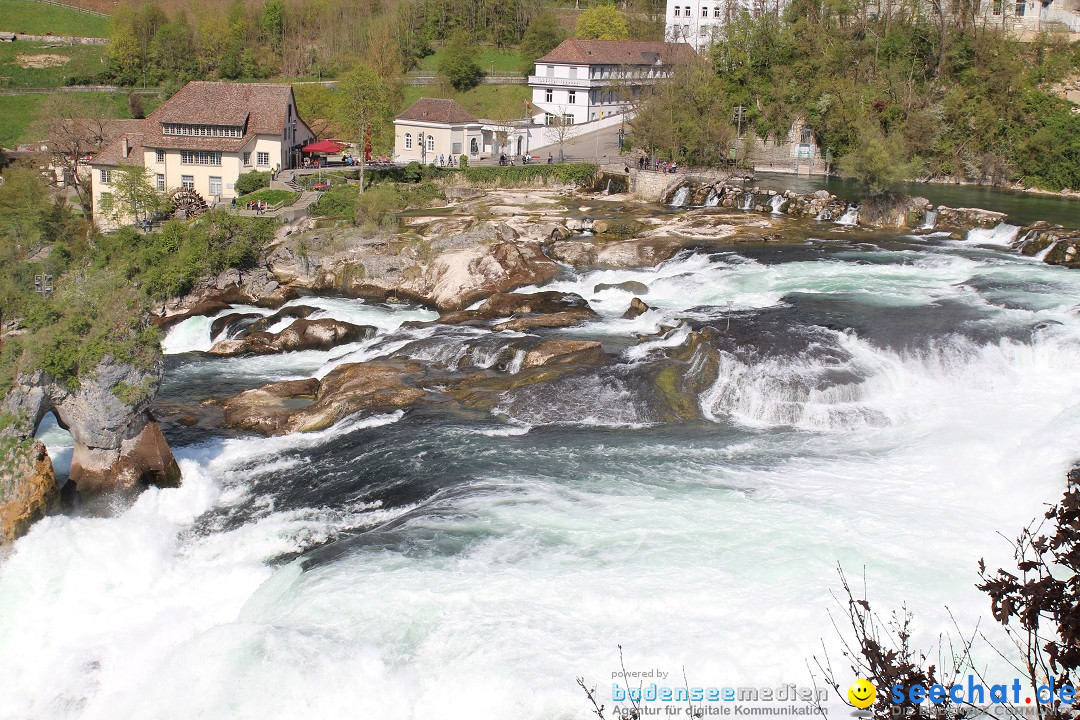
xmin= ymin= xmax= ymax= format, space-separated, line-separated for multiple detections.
xmin=235 ymin=170 xmax=271 ymax=196
xmin=460 ymin=163 xmax=598 ymax=187
xmin=354 ymin=186 xmax=402 ymax=231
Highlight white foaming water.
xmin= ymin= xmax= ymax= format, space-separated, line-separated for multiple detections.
xmin=4 ymin=244 xmax=1080 ymax=719
xmin=161 ymin=304 xmax=273 ymax=354
xmin=742 ymin=192 xmax=753 ymax=210
xmin=921 ymin=209 xmax=939 ymax=229
xmin=966 ymin=222 xmax=1020 ymax=247
xmin=161 ymin=298 xmax=437 ymax=356
xmin=836 ymin=205 xmax=859 ymax=225
xmin=769 ymin=194 xmax=786 ymax=213
xmin=668 ymin=186 xmax=690 ymax=207
xmin=704 ymin=189 xmax=719 ymax=207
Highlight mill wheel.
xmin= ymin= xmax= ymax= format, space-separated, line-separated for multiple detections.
xmin=169 ymin=187 xmax=208 ymax=219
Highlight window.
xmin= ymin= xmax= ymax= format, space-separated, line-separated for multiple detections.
xmin=243 ymin=152 xmax=251 ymax=166
xmin=568 ymin=90 xmax=576 ymax=104
xmin=162 ymin=123 xmax=243 ymax=138
xmin=452 ymin=142 xmax=461 ymax=155
xmin=209 ymin=176 xmax=222 ymax=196
xmin=673 ymin=5 xmax=680 ymax=14
xmin=155 ymin=149 xmax=165 ymax=163
xmin=992 ymin=0 xmax=1002 ymax=13
xmin=714 ymin=5 xmax=722 ymax=16
xmin=569 ymin=67 xmax=578 ymax=79
xmin=546 ymin=65 xmax=554 ymax=77
xmin=181 ymin=175 xmax=194 ymax=189
xmin=180 ymin=151 xmax=222 ymax=165
xmin=427 ymin=135 xmax=435 ymax=152
xmin=545 ymin=88 xmax=553 ymax=102
xmin=155 ymin=173 xmax=165 ymax=191
xmin=405 ymin=133 xmax=413 ymax=149
xmin=1016 ymin=0 xmax=1025 ymax=14
xmin=545 ymin=112 xmax=556 ymax=125
xmin=99 ymin=169 xmax=111 ymax=184
xmin=257 ymin=152 xmax=269 ymax=166
xmin=470 ymin=138 xmax=478 ymax=155
xmin=702 ymin=6 xmax=709 ymax=15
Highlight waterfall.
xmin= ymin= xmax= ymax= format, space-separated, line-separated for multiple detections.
xmin=921 ymin=210 xmax=938 ymax=230
xmin=769 ymin=195 xmax=786 ymax=214
xmin=742 ymin=193 xmax=753 ymax=210
xmin=836 ymin=205 xmax=859 ymax=226
xmin=669 ymin=186 xmax=690 ymax=207
xmin=1035 ymin=240 xmax=1059 ymax=261
xmin=966 ymin=223 xmax=1020 ymax=247
xmin=603 ymin=179 xmax=612 ymax=195
xmin=704 ymin=189 xmax=719 ymax=207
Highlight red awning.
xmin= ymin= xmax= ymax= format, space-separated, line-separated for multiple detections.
xmin=302 ymin=140 xmax=344 ymax=154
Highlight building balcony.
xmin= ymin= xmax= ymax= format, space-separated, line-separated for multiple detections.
xmin=528 ymin=75 xmax=596 ymax=88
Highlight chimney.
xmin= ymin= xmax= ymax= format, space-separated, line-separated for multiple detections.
xmin=122 ymin=136 xmax=130 ymax=159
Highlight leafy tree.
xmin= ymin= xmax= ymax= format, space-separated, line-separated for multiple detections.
xmin=99 ymin=166 xmax=167 ymax=225
xmin=575 ymin=5 xmax=630 ymax=41
xmin=334 ymin=63 xmax=394 ymax=192
xmin=437 ymin=31 xmax=483 ymax=91
xmin=838 ymin=122 xmax=922 ymax=196
xmin=519 ymin=12 xmax=564 ymax=72
xmin=149 ymin=15 xmax=197 ymax=82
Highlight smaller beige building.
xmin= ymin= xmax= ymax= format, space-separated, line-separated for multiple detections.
xmin=91 ymin=81 xmax=314 ymax=228
xmin=394 ymin=98 xmax=484 ymax=164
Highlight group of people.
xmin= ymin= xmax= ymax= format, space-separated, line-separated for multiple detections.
xmin=434 ymin=154 xmax=458 ymax=168
xmin=637 ymin=156 xmax=679 ymax=174
xmin=496 ymin=153 xmax=555 ymax=166
xmin=247 ymin=200 xmax=268 ymax=214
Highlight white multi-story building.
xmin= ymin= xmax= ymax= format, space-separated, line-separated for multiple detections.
xmin=91 ymin=81 xmax=314 ymax=227
xmin=528 ymin=39 xmax=693 ymax=126
xmin=665 ymin=0 xmax=786 ymax=49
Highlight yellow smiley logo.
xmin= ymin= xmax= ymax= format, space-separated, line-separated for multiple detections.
xmin=848 ymin=678 xmax=877 ymax=709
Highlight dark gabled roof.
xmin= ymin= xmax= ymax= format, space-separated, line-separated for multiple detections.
xmin=536 ymin=39 xmax=694 ymax=66
xmin=396 ymin=97 xmax=478 ymax=125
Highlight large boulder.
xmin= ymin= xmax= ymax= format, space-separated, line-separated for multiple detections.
xmin=547 ymin=237 xmax=685 ymax=268
xmin=2 ymin=358 xmax=180 ymax=495
xmin=208 ymin=318 xmax=376 ymax=356
xmin=439 ymin=291 xmax=595 ymax=325
xmin=0 ymin=440 xmax=58 ymax=544
xmin=522 ymin=340 xmax=604 ymax=369
xmin=224 ymin=362 xmax=427 ymax=435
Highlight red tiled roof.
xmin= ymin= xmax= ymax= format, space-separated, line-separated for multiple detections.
xmin=396 ymin=97 xmax=478 ymax=125
xmin=143 ymin=81 xmax=300 ymax=151
xmin=536 ymin=39 xmax=694 ymax=66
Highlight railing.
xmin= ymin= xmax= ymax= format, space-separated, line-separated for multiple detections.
xmin=527 ymin=75 xmax=595 ymax=88
xmin=29 ymin=0 xmax=108 ymax=17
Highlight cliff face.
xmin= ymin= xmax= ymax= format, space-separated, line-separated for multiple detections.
xmin=0 ymin=440 xmax=58 ymax=544
xmin=1 ymin=356 xmax=180 ymax=536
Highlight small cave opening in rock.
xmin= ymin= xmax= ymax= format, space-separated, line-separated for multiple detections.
xmin=33 ymin=411 xmax=73 ymax=485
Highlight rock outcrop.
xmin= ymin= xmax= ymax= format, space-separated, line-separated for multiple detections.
xmin=208 ymin=318 xmax=376 ymax=356
xmin=223 ymin=361 xmax=427 ymax=434
xmin=2 ymin=357 xmax=180 ymax=496
xmin=522 ymin=340 xmax=604 ymax=369
xmin=439 ymin=291 xmax=598 ymax=328
xmin=0 ymin=440 xmax=58 ymax=544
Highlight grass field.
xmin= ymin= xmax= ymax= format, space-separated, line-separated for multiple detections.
xmin=0 ymin=92 xmax=162 ymax=148
xmin=417 ymin=46 xmax=527 ymax=75
xmin=0 ymin=0 xmax=109 ymax=37
xmin=0 ymin=41 xmax=108 ymax=88
xmin=402 ymin=83 xmax=531 ymax=121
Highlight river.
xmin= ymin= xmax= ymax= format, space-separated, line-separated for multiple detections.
xmin=1 ymin=199 xmax=1079 ymax=718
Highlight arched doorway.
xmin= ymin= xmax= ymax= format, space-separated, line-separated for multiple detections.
xmin=516 ymin=136 xmax=523 ymax=156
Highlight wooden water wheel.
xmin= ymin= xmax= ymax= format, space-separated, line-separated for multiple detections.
xmin=169 ymin=187 xmax=208 ymax=219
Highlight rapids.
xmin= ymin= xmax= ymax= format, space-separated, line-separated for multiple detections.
xmin=2 ymin=221 xmax=1080 ymax=719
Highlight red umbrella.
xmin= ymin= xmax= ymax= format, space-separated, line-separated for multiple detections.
xmin=301 ymin=140 xmax=344 ymax=154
